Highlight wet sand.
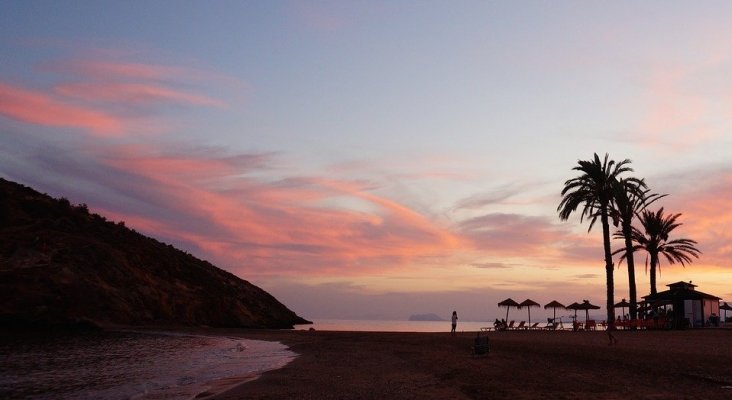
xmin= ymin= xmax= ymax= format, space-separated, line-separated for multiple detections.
xmin=210 ymin=328 xmax=732 ymax=399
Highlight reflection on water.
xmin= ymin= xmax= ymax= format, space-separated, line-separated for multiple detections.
xmin=0 ymin=331 xmax=295 ymax=400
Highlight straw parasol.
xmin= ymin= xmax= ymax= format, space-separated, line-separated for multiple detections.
xmin=614 ymin=299 xmax=630 ymax=319
xmin=520 ymin=299 xmax=540 ymax=324
xmin=544 ymin=300 xmax=565 ymax=322
xmin=575 ymin=300 xmax=600 ymax=322
xmin=720 ymin=302 xmax=732 ymax=322
xmin=565 ymin=302 xmax=580 ymax=321
xmin=497 ymin=298 xmax=521 ymax=321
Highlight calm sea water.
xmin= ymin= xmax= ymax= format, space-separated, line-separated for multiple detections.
xmin=0 ymin=330 xmax=295 ymax=400
xmin=296 ymin=318 xmax=597 ymax=332
xmin=296 ymin=319 xmax=493 ymax=332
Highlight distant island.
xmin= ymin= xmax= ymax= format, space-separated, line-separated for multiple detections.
xmin=408 ymin=313 xmax=445 ymax=321
xmin=0 ymin=178 xmax=310 ymax=330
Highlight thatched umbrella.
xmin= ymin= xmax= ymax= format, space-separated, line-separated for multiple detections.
xmin=575 ymin=300 xmax=601 ymax=322
xmin=614 ymin=298 xmax=630 ymax=319
xmin=544 ymin=300 xmax=565 ymax=322
xmin=497 ymin=298 xmax=521 ymax=321
xmin=720 ymin=302 xmax=732 ymax=322
xmin=520 ymin=299 xmax=540 ymax=324
xmin=565 ymin=302 xmax=581 ymax=322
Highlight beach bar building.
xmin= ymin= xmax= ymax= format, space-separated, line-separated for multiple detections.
xmin=643 ymin=281 xmax=720 ymax=328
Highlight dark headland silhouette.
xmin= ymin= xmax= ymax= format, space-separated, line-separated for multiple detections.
xmin=0 ymin=177 xmax=310 ymax=330
xmin=408 ymin=313 xmax=445 ymax=321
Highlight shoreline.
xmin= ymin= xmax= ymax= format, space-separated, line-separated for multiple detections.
xmin=207 ymin=328 xmax=732 ymax=399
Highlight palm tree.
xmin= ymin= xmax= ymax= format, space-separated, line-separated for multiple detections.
xmin=558 ymin=153 xmax=634 ymax=326
xmin=625 ymin=208 xmax=701 ymax=295
xmin=610 ymin=179 xmax=664 ymax=320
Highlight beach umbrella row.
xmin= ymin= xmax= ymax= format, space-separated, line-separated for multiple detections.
xmin=498 ymin=298 xmax=602 ymax=323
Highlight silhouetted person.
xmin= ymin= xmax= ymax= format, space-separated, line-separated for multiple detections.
xmin=451 ymin=311 xmax=458 ymax=335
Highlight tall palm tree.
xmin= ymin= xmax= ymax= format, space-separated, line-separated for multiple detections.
xmin=558 ymin=153 xmax=634 ymax=326
xmin=610 ymin=179 xmax=664 ymax=320
xmin=627 ymin=208 xmax=701 ymax=295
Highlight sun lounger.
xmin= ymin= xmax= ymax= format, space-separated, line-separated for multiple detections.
xmin=542 ymin=322 xmax=559 ymax=330
xmin=505 ymin=320 xmax=515 ymax=330
xmin=585 ymin=320 xmax=596 ymax=331
xmin=528 ymin=322 xmax=540 ymax=330
xmin=512 ymin=321 xmax=526 ymax=330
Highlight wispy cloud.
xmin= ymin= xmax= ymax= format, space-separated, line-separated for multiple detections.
xmin=2 ymin=135 xmax=463 ymax=276
xmin=54 ymin=82 xmax=225 ymax=108
xmin=1 ymin=56 xmax=231 ymax=136
xmin=0 ymin=82 xmax=123 ymax=135
xmin=471 ymin=262 xmax=514 ymax=269
xmin=573 ymin=274 xmax=600 ymax=279
xmin=631 ymin=41 xmax=732 ymax=152
xmin=458 ymin=212 xmax=572 ymax=257
xmin=47 ymin=60 xmax=191 ymax=81
xmin=453 ymin=185 xmax=524 ymax=210
xmin=650 ymin=166 xmax=732 ymax=268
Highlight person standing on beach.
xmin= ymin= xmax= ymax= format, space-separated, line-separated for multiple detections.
xmin=451 ymin=311 xmax=458 ymax=335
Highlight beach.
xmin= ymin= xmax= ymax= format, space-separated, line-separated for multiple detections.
xmin=211 ymin=328 xmax=732 ymax=399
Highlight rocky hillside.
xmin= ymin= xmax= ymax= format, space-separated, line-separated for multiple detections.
xmin=0 ymin=178 xmax=310 ymax=330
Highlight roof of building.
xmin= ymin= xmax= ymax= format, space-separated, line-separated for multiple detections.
xmin=642 ymin=281 xmax=720 ymax=302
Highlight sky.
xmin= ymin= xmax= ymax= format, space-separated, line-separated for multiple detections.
xmin=3 ymin=1 xmax=732 ymax=322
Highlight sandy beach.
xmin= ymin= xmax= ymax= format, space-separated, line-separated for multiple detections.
xmin=210 ymin=328 xmax=732 ymax=400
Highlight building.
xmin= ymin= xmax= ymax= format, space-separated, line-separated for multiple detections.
xmin=642 ymin=281 xmax=721 ymax=328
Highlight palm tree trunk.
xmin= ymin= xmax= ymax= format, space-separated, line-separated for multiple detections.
xmin=600 ymin=208 xmax=616 ymax=328
xmin=650 ymin=252 xmax=659 ymax=295
xmin=622 ymin=221 xmax=638 ymax=320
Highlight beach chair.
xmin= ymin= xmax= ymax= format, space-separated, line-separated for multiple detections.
xmin=505 ymin=320 xmax=515 ymax=330
xmin=512 ymin=321 xmax=526 ymax=330
xmin=585 ymin=320 xmax=596 ymax=331
xmin=542 ymin=322 xmax=558 ymax=330
xmin=528 ymin=322 xmax=540 ymax=330
xmin=472 ymin=333 xmax=490 ymax=356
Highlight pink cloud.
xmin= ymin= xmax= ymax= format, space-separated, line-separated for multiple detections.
xmin=86 ymin=146 xmax=464 ymax=276
xmin=633 ymin=43 xmax=732 ymax=152
xmin=0 ymin=82 xmax=123 ymax=135
xmin=48 ymin=60 xmax=189 ymax=81
xmin=46 ymin=59 xmax=245 ymax=88
xmin=3 ymin=56 xmax=232 ymax=136
xmin=637 ymin=67 xmax=709 ymax=149
xmin=657 ymin=169 xmax=732 ymax=268
xmin=54 ymin=82 xmax=225 ymax=107
xmin=459 ymin=213 xmax=573 ymax=258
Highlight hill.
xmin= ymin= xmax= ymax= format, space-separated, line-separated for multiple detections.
xmin=408 ymin=313 xmax=445 ymax=321
xmin=0 ymin=178 xmax=310 ymax=330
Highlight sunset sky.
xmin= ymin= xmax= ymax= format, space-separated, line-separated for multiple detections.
xmin=3 ymin=2 xmax=732 ymax=322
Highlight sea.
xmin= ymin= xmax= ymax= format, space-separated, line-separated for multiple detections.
xmin=0 ymin=330 xmax=295 ymax=400
xmin=296 ymin=319 xmax=493 ymax=332
xmin=295 ymin=317 xmax=598 ymax=332
xmin=0 ymin=318 xmax=591 ymax=399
